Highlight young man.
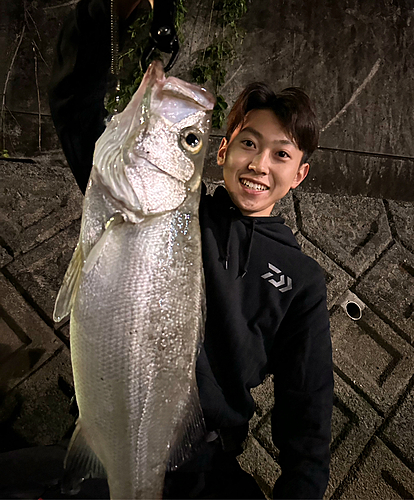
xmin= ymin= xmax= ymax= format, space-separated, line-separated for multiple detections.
xmin=49 ymin=0 xmax=333 ymax=498
xmin=218 ymin=93 xmax=313 ymax=217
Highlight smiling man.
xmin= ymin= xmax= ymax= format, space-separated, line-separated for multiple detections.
xmin=219 ymin=108 xmax=308 ymax=216
xmin=48 ymin=1 xmax=333 ymax=498
xmin=184 ymin=84 xmax=333 ymax=500
xmin=217 ymin=86 xmax=317 ymax=218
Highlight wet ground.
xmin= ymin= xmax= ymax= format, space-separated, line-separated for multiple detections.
xmin=1 ymin=151 xmax=414 ymax=499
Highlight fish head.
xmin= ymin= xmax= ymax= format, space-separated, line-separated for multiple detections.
xmin=94 ymin=61 xmax=215 ymax=215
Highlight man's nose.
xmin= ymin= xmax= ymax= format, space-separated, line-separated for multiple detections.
xmin=249 ymin=151 xmax=270 ymax=174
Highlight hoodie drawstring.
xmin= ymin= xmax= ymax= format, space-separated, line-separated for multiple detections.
xmin=223 ymin=208 xmax=234 ymax=270
xmin=240 ymin=219 xmax=256 ymax=278
xmin=222 ymin=213 xmax=256 ymax=277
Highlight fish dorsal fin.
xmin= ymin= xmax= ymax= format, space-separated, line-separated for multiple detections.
xmin=167 ymin=382 xmax=206 ymax=471
xmin=53 ymin=242 xmax=83 ymax=323
xmin=61 ymin=420 xmax=107 ymax=495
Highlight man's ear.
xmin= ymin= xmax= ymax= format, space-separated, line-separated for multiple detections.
xmin=291 ymin=162 xmax=309 ymax=189
xmin=217 ymin=137 xmax=228 ymax=166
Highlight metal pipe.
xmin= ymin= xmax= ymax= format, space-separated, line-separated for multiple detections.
xmin=339 ymin=291 xmax=365 ymax=321
xmin=345 ymin=300 xmax=362 ymax=320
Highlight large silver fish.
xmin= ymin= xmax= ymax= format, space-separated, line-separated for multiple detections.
xmin=53 ymin=61 xmax=215 ymax=499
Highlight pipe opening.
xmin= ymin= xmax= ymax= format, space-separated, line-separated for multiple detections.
xmin=346 ymin=301 xmax=362 ymax=320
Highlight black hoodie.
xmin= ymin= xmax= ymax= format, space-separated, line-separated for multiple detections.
xmin=198 ymin=185 xmax=333 ymax=498
xmin=48 ymin=1 xmax=333 ymax=497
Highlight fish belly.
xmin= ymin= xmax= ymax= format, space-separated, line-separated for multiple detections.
xmin=70 ymin=209 xmax=203 ymax=499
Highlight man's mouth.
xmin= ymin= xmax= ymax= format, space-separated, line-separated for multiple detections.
xmin=240 ymin=178 xmax=269 ymax=191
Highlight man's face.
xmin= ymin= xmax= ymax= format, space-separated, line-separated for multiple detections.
xmin=217 ymin=109 xmax=309 ymax=217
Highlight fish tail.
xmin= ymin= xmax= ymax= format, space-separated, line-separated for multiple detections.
xmin=61 ymin=420 xmax=106 ymax=495
xmin=167 ymin=381 xmax=206 ymax=471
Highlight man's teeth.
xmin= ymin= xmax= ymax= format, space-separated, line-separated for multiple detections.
xmin=240 ymin=179 xmax=269 ymax=191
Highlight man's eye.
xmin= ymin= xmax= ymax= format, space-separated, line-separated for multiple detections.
xmin=278 ymin=151 xmax=290 ymax=158
xmin=242 ymin=140 xmax=255 ymax=148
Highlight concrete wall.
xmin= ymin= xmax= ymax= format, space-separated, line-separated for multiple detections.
xmin=1 ymin=0 xmax=413 ymax=199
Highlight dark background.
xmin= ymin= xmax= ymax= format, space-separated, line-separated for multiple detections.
xmin=0 ymin=1 xmax=414 ymax=498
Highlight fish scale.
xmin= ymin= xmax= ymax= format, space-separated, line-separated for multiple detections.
xmin=73 ymin=214 xmax=201 ymax=497
xmin=54 ymin=61 xmax=214 ymax=498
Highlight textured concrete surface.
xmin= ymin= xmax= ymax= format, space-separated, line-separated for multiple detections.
xmin=301 ymin=149 xmax=414 ymax=202
xmin=383 ymin=385 xmax=414 ymax=468
xmin=356 ymin=243 xmax=414 ymax=345
xmin=335 ymin=437 xmax=414 ymax=500
xmin=0 ymin=274 xmax=62 ymax=398
xmin=295 ymin=192 xmax=393 ymax=276
xmin=0 ymin=348 xmax=74 ymax=448
xmin=326 ymin=374 xmax=382 ymax=498
xmin=0 ymin=157 xmax=83 ymax=256
xmin=6 ymin=221 xmax=81 ymax=322
xmin=295 ymin=233 xmax=354 ymax=309
xmin=238 ymin=436 xmax=281 ymax=499
xmin=387 ymin=200 xmax=414 ymax=253
xmin=1 ymin=0 xmax=414 ymax=499
xmin=4 ymin=161 xmax=413 ymax=498
xmin=330 ymin=306 xmax=414 ymax=413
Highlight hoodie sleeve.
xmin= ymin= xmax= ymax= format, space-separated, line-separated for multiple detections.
xmin=271 ymin=263 xmax=333 ymax=499
xmin=48 ymin=0 xmax=125 ymax=193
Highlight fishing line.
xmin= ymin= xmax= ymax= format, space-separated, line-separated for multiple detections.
xmin=110 ymin=0 xmax=121 ymax=114
xmin=202 ymin=0 xmax=215 ymax=66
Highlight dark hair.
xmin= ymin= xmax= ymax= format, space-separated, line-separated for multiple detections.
xmin=225 ymin=83 xmax=319 ymax=164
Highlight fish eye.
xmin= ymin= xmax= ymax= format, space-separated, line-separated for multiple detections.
xmin=186 ymin=133 xmax=199 ymax=147
xmin=180 ymin=130 xmax=203 ymax=154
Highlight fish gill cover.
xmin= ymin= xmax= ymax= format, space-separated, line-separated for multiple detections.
xmin=93 ymin=61 xmax=215 ymax=216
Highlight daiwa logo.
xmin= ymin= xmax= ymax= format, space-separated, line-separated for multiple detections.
xmin=261 ymin=263 xmax=292 ymax=292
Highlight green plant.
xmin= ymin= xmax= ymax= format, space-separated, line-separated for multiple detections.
xmin=212 ymin=95 xmax=228 ymax=129
xmin=192 ymin=40 xmax=234 ymax=89
xmin=106 ymin=0 xmax=187 ymax=114
xmin=106 ymin=0 xmax=248 ymax=129
xmin=106 ymin=9 xmax=151 ymax=113
xmin=0 ymin=149 xmax=10 ymax=158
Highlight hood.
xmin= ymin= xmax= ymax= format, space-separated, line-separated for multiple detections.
xmin=204 ymin=185 xmax=300 ymax=277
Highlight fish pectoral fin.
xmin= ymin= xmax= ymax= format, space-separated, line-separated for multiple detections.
xmin=61 ymin=420 xmax=107 ymax=495
xmin=53 ymin=242 xmax=83 ymax=323
xmin=83 ymin=212 xmax=125 ymax=275
xmin=167 ymin=383 xmax=206 ymax=471
xmin=54 ymin=214 xmax=126 ymax=323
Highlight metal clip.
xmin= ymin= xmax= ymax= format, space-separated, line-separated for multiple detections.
xmin=141 ymin=0 xmax=180 ymax=72
xmin=141 ymin=34 xmax=179 ymax=72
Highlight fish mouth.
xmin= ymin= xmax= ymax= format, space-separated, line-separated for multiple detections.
xmin=162 ymin=78 xmax=216 ymax=111
xmin=240 ymin=178 xmax=269 ymax=192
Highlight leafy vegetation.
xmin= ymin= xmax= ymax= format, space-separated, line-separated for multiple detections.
xmin=106 ymin=0 xmax=248 ymax=130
